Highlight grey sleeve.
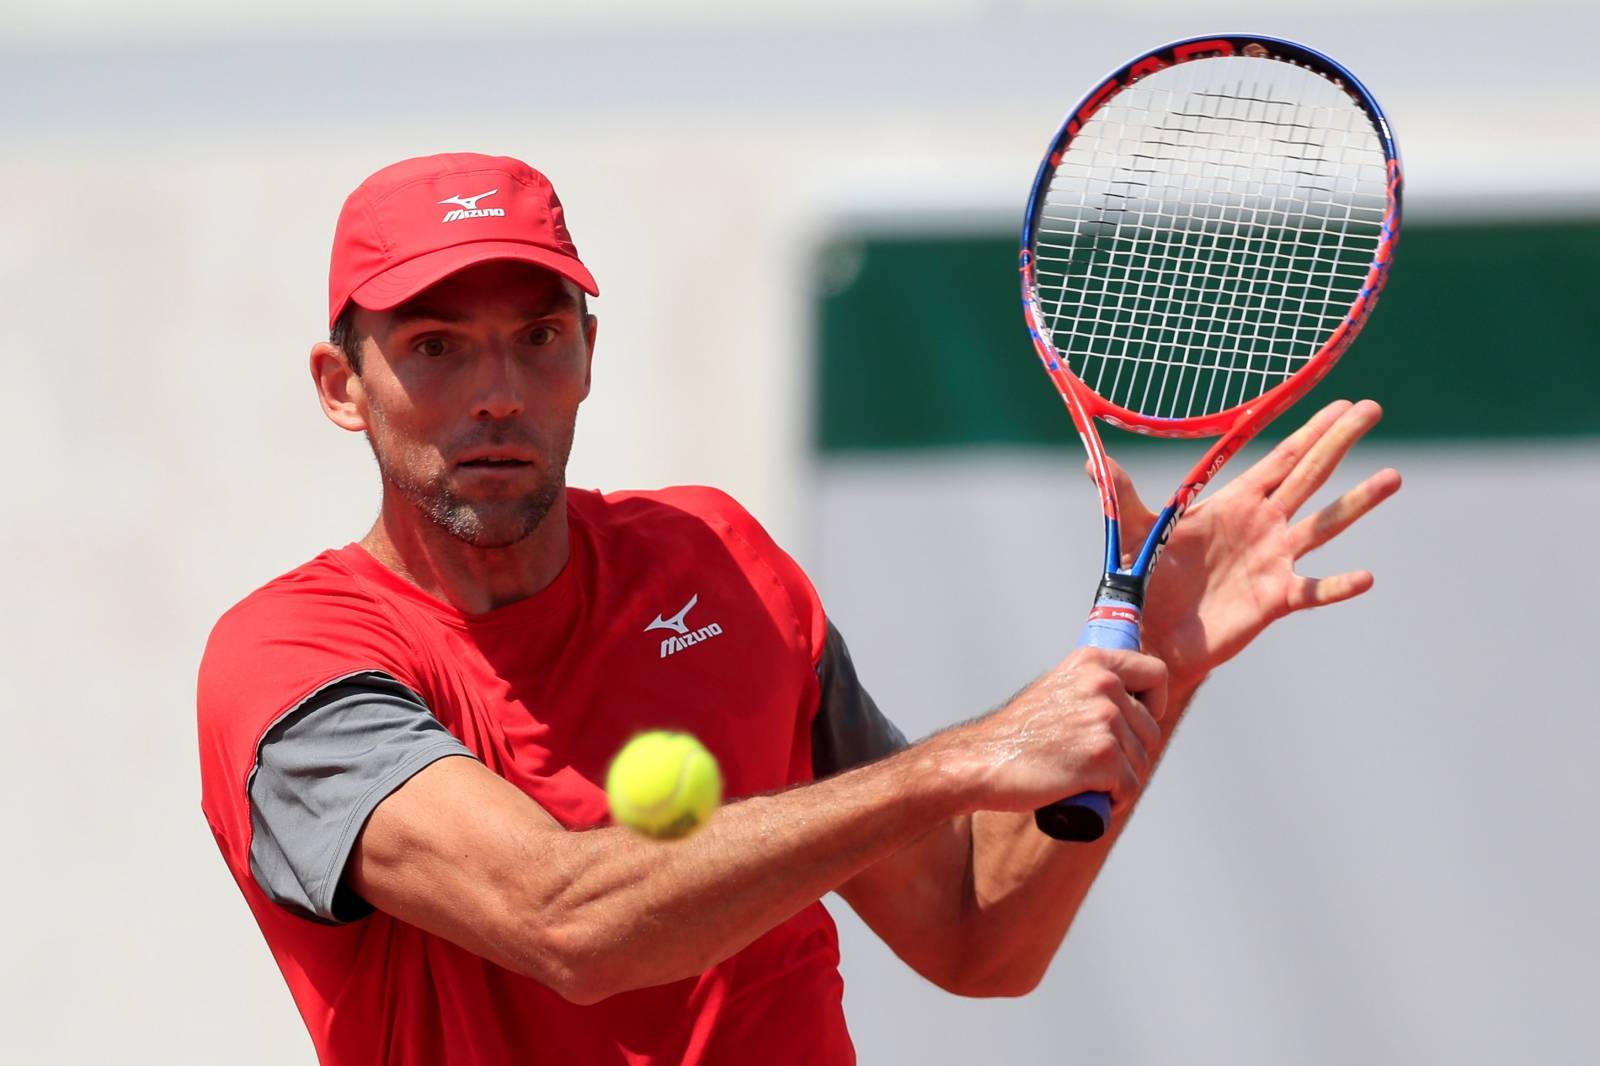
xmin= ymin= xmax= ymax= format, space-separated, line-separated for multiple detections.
xmin=248 ymin=671 xmax=475 ymax=925
xmin=811 ymin=620 xmax=909 ymax=778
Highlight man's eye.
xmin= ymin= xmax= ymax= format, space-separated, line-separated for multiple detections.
xmin=527 ymin=326 xmax=555 ymax=346
xmin=416 ymin=337 xmax=450 ymax=359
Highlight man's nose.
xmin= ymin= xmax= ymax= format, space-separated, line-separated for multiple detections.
xmin=472 ymin=346 xmax=526 ymax=420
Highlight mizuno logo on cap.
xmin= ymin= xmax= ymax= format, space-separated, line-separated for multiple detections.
xmin=438 ymin=189 xmax=505 ymax=223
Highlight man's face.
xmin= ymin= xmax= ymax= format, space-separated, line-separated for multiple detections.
xmin=346 ymin=261 xmax=595 ymax=549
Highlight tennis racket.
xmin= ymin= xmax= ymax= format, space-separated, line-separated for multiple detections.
xmin=1021 ymin=35 xmax=1402 ymax=842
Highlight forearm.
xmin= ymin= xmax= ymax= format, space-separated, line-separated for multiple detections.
xmin=960 ymin=676 xmax=1203 ymax=989
xmin=939 ymin=398 xmax=1400 ymax=990
xmin=356 ymin=747 xmax=969 ymax=1002
xmin=543 ymin=664 xmax=1198 ymax=999
xmin=509 ymin=745 xmax=968 ymax=1000
xmin=359 ymin=646 xmax=1172 ymax=1002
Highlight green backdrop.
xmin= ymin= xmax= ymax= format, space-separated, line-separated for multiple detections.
xmin=815 ymin=218 xmax=1600 ymax=452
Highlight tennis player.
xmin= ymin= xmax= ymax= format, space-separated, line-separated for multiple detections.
xmin=196 ymin=153 xmax=1400 ymax=1065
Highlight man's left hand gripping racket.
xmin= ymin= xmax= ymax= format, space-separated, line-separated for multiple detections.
xmin=1021 ymin=36 xmax=1402 ymax=842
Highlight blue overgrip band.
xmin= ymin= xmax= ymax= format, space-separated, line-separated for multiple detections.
xmin=1078 ymin=599 xmax=1143 ymax=651
xmin=1035 ymin=598 xmax=1145 ymax=842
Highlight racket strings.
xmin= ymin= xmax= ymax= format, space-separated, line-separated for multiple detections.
xmin=1032 ymin=57 xmax=1389 ymax=420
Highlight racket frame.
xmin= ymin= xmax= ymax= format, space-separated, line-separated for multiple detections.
xmin=1019 ymin=35 xmax=1403 ymax=840
xmin=1021 ymin=32 xmax=1402 ymax=595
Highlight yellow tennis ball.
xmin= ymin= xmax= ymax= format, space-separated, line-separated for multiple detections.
xmin=605 ymin=731 xmax=722 ymax=840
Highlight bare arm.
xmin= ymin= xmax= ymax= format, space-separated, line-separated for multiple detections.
xmin=839 ymin=399 xmax=1402 ymax=997
xmin=836 ymin=677 xmax=1199 ymax=998
xmin=347 ymin=647 xmax=1168 ymax=1004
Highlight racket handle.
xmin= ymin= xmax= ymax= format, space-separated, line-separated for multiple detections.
xmin=1034 ymin=599 xmax=1142 ymax=843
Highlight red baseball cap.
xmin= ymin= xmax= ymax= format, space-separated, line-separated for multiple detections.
xmin=327 ymin=152 xmax=599 ymax=329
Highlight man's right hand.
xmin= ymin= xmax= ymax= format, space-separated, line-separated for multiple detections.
xmin=929 ymin=648 xmax=1168 ymax=817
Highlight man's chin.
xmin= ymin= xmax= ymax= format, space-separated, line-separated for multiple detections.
xmin=379 ymin=464 xmax=565 ymax=550
xmin=428 ymin=524 xmax=514 ymax=550
xmin=424 ymin=496 xmax=560 ymax=550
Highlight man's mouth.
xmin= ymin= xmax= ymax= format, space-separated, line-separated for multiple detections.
xmin=456 ymin=448 xmax=536 ymax=470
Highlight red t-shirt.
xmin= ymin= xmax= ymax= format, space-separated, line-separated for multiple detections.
xmin=197 ymin=487 xmax=855 ymax=1065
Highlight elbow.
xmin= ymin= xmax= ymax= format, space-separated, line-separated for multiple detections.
xmin=480 ymin=847 xmax=719 ymax=1005
xmin=518 ymin=937 xmax=616 ymax=1006
xmin=972 ymin=970 xmax=1046 ymax=998
xmin=534 ymin=944 xmax=607 ymax=1006
xmin=551 ymin=975 xmax=612 ymax=1008
xmin=935 ymin=965 xmax=1045 ymax=999
xmin=543 ymin=938 xmax=701 ymax=1006
xmin=499 ymin=909 xmax=621 ymax=1006
xmin=505 ymin=907 xmax=697 ymax=1006
xmin=924 ymin=941 xmax=1048 ymax=999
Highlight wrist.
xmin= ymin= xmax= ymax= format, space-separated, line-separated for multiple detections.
xmin=898 ymin=729 xmax=988 ymax=821
xmin=1162 ymin=674 xmax=1204 ymax=738
xmin=1141 ymin=633 xmax=1205 ymax=697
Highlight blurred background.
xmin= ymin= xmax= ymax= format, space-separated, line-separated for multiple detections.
xmin=3 ymin=1 xmax=1598 ymax=1062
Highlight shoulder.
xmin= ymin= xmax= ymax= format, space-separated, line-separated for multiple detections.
xmin=571 ymin=484 xmax=759 ymax=535
xmin=570 ymin=484 xmax=794 ymax=571
xmin=572 ymin=486 xmax=827 ymax=662
xmin=205 ymin=550 xmax=352 ymax=643
xmin=200 ymin=549 xmax=416 ymax=695
xmin=197 ymin=550 xmax=425 ymax=833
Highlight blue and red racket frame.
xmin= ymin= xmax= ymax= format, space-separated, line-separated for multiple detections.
xmin=1018 ymin=35 xmax=1403 ymax=842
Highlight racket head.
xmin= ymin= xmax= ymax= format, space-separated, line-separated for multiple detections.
xmin=1019 ymin=35 xmax=1402 ymax=445
xmin=1024 ymin=37 xmax=1402 ymax=845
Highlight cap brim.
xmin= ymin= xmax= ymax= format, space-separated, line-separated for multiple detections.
xmin=346 ymin=241 xmax=599 ymax=322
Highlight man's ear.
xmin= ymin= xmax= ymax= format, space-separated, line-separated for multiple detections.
xmin=310 ymin=341 xmax=368 ymax=432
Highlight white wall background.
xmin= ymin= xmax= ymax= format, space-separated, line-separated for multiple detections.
xmin=1 ymin=3 xmax=1597 ymax=1062
xmin=813 ymin=446 xmax=1600 ymax=1066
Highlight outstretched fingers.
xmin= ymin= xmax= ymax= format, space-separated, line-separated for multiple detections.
xmin=1284 ymin=570 xmax=1376 ymax=613
xmin=1235 ymin=399 xmax=1352 ymax=497
xmin=1268 ymin=399 xmax=1385 ymax=516
xmin=1289 ymin=466 xmax=1402 ymax=557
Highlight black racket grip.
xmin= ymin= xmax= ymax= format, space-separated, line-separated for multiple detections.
xmin=1034 ymin=792 xmax=1111 ymax=842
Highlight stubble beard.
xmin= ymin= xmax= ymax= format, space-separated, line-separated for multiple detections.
xmin=368 ymin=423 xmax=575 ymax=551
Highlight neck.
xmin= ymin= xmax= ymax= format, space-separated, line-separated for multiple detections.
xmin=360 ymin=490 xmax=572 ymax=614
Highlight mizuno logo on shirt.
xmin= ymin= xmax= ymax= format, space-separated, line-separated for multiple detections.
xmin=438 ymin=189 xmax=505 ymax=223
xmin=645 ymin=593 xmax=724 ymax=659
